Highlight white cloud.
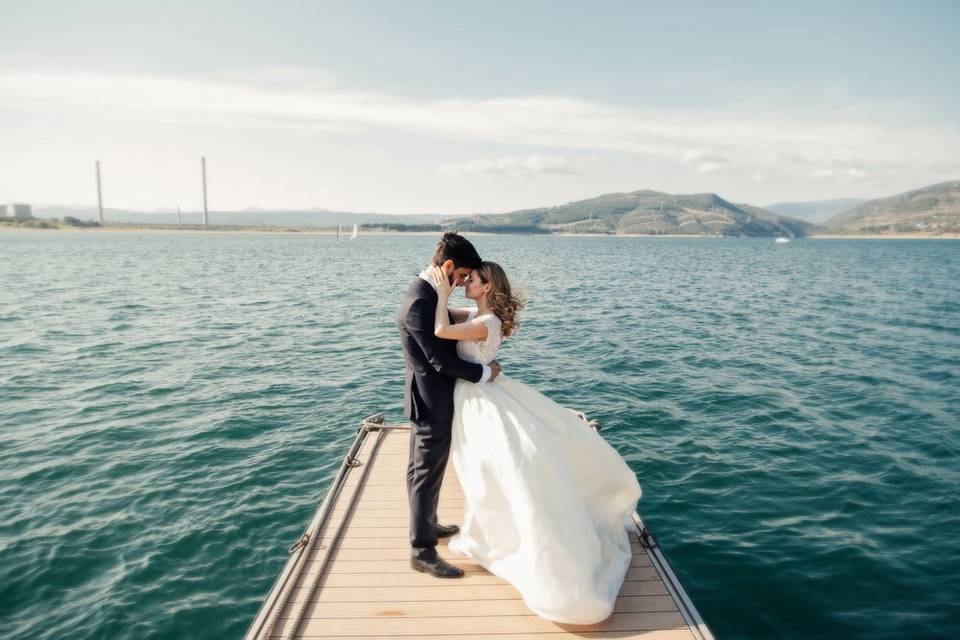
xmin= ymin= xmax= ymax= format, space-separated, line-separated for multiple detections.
xmin=1 ymin=69 xmax=952 ymax=155
xmin=242 ymin=66 xmax=338 ymax=89
xmin=811 ymin=166 xmax=871 ymax=183
xmin=436 ymin=154 xmax=585 ymax=179
xmin=0 ymin=68 xmax=956 ymax=204
xmin=697 ymin=161 xmax=723 ymax=174
xmin=680 ymin=148 xmax=731 ymax=174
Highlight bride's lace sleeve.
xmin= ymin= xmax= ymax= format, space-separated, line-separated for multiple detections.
xmin=477 ymin=313 xmax=502 ymax=344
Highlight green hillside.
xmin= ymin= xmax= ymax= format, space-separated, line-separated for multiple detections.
xmin=825 ymin=180 xmax=960 ymax=233
xmin=451 ymin=190 xmax=818 ymax=237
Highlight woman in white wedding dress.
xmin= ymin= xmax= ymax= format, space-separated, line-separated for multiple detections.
xmin=427 ymin=262 xmax=642 ymax=625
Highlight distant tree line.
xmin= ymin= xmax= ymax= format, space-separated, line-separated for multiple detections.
xmin=0 ymin=216 xmax=60 ymax=228
xmin=359 ymin=222 xmax=553 ymax=234
xmin=361 ymin=223 xmax=443 ymax=232
xmin=453 ymin=223 xmax=551 ymax=234
xmin=62 ymin=216 xmax=102 ymax=227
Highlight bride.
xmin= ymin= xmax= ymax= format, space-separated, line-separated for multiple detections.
xmin=426 ymin=262 xmax=643 ymax=625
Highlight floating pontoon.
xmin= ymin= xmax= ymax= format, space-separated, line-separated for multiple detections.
xmin=245 ymin=413 xmax=714 ymax=640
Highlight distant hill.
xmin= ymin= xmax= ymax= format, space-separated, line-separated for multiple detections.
xmin=451 ymin=190 xmax=819 ymax=237
xmin=823 ymin=180 xmax=960 ymax=234
xmin=38 ymin=182 xmax=959 ymax=236
xmin=31 ymin=206 xmax=444 ymax=227
xmin=765 ymin=198 xmax=867 ymax=223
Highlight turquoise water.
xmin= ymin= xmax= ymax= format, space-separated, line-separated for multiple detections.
xmin=1 ymin=231 xmax=958 ymax=639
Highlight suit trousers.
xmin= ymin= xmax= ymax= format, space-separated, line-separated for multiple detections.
xmin=407 ymin=416 xmax=452 ymax=558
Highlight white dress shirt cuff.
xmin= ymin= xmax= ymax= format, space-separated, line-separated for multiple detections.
xmin=478 ymin=364 xmax=491 ymax=384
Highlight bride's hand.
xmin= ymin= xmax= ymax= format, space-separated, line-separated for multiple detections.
xmin=428 ymin=265 xmax=454 ymax=298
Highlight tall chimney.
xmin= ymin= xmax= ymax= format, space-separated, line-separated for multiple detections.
xmin=96 ymin=160 xmax=104 ymax=224
xmin=202 ymin=156 xmax=209 ymax=226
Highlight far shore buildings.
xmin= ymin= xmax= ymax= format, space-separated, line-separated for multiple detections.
xmin=2 ymin=203 xmax=33 ymax=218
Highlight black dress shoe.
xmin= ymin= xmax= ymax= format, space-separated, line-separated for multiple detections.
xmin=410 ymin=554 xmax=464 ymax=578
xmin=436 ymin=523 xmax=460 ymax=538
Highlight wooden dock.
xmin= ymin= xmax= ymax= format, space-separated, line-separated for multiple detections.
xmin=245 ymin=414 xmax=714 ymax=640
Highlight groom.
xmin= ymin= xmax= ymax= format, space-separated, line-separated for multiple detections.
xmin=399 ymin=232 xmax=501 ymax=578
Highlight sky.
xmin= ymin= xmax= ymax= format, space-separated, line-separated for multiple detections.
xmin=1 ymin=0 xmax=958 ymax=214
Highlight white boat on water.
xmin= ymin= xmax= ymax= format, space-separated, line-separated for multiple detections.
xmin=351 ymin=223 xmax=358 ymax=240
xmin=775 ymin=237 xmax=790 ymax=243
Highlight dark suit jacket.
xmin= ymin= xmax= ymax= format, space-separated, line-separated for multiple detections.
xmin=399 ymin=277 xmax=484 ymax=424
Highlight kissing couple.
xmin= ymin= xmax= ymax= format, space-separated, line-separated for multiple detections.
xmin=399 ymin=232 xmax=642 ymax=624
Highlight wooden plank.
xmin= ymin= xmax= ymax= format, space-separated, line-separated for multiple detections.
xmin=322 ymin=543 xmax=652 ymax=561
xmin=337 ymin=516 xmax=472 ymax=527
xmin=339 ymin=490 xmax=462 ymax=500
xmin=308 ymin=565 xmax=661 ymax=588
xmin=283 ymin=595 xmax=679 ymax=619
xmin=315 ymin=536 xmax=458 ymax=550
xmin=344 ymin=480 xmax=461 ymax=490
xmin=341 ymin=490 xmax=462 ymax=502
xmin=336 ymin=499 xmax=463 ymax=508
xmin=343 ymin=479 xmax=460 ymax=490
xmin=369 ymin=465 xmax=453 ymax=475
xmin=287 ymin=580 xmax=669 ymax=604
xmin=332 ymin=504 xmax=465 ymax=513
xmin=263 ymin=426 xmax=700 ymax=640
xmin=351 ymin=465 xmax=457 ymax=477
xmin=274 ymin=611 xmax=687 ymax=636
xmin=305 ymin=559 xmax=491 ymax=574
xmin=316 ymin=571 xmax=515 ymax=587
xmin=316 ymin=531 xmax=650 ymax=566
xmin=357 ymin=478 xmax=459 ymax=486
xmin=319 ymin=529 xmax=636 ymax=557
xmin=309 ymin=527 xmax=412 ymax=539
xmin=354 ymin=459 xmax=455 ymax=469
xmin=303 ymin=555 xmax=652 ymax=575
xmin=338 ymin=497 xmax=464 ymax=506
xmin=272 ymin=633 xmax=694 ymax=640
xmin=330 ymin=507 xmax=464 ymax=518
xmin=329 ymin=512 xmax=464 ymax=523
xmin=302 ymin=567 xmax=667 ymax=595
xmin=335 ymin=493 xmax=461 ymax=505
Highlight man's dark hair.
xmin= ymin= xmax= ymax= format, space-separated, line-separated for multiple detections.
xmin=431 ymin=232 xmax=482 ymax=269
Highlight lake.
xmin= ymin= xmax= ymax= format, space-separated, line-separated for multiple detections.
xmin=1 ymin=231 xmax=958 ymax=639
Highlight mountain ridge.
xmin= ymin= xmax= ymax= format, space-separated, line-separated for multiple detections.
xmin=18 ymin=179 xmax=960 ymax=236
xmin=449 ymin=189 xmax=818 ymax=237
xmin=823 ymin=180 xmax=960 ymax=233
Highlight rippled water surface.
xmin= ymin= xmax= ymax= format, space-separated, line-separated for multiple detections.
xmin=1 ymin=231 xmax=958 ymax=639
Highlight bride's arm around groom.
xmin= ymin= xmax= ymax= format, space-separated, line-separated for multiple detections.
xmin=403 ymin=288 xmax=485 ymax=381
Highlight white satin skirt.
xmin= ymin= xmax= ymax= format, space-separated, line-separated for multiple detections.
xmin=448 ymin=375 xmax=642 ymax=624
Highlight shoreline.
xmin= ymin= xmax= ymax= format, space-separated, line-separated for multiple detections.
xmin=807 ymin=233 xmax=960 ymax=239
xmin=1 ymin=224 xmax=957 ymax=239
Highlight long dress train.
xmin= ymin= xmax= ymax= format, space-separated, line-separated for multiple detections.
xmin=447 ymin=310 xmax=642 ymax=624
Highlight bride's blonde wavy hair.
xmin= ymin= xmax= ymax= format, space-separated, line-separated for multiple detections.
xmin=475 ymin=261 xmax=524 ymax=338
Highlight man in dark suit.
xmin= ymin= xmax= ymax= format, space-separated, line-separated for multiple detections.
xmin=399 ymin=232 xmax=501 ymax=578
